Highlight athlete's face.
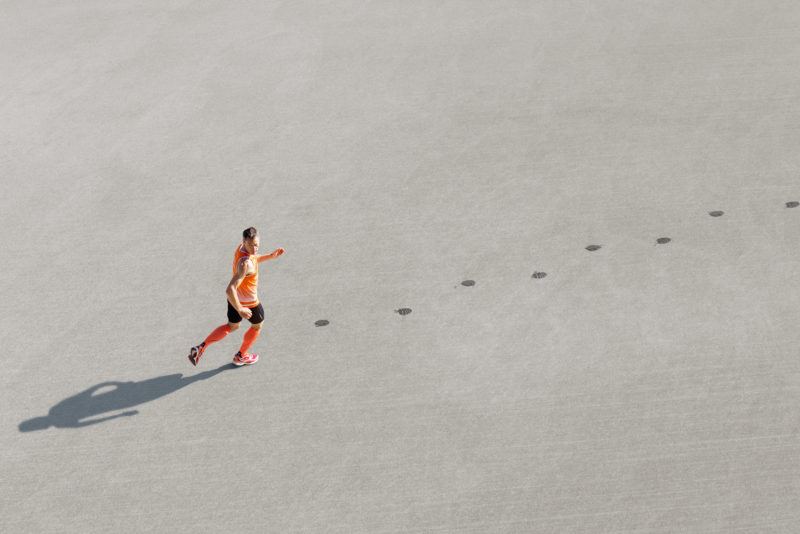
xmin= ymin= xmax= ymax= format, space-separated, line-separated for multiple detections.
xmin=244 ymin=237 xmax=259 ymax=255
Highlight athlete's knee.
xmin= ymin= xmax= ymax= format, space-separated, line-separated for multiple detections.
xmin=251 ymin=322 xmax=263 ymax=331
xmin=228 ymin=322 xmax=241 ymax=332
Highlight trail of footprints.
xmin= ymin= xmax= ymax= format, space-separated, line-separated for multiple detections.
xmin=313 ymin=203 xmax=798 ymax=326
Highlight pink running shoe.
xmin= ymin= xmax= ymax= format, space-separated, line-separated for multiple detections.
xmin=188 ymin=342 xmax=206 ymax=366
xmin=233 ymin=351 xmax=259 ymax=366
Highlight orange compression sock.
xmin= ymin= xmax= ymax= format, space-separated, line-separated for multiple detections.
xmin=204 ymin=324 xmax=231 ymax=346
xmin=239 ymin=327 xmax=260 ymax=354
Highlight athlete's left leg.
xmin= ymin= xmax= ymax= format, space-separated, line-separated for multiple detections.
xmin=189 ymin=302 xmax=242 ymax=366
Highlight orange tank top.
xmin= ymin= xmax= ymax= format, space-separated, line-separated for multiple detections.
xmin=233 ymin=244 xmax=259 ymax=307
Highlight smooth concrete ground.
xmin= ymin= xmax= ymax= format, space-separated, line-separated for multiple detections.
xmin=2 ymin=1 xmax=799 ymax=532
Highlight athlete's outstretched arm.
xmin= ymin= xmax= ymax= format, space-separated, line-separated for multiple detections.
xmin=75 ymin=411 xmax=138 ymax=428
xmin=257 ymin=248 xmax=284 ymax=263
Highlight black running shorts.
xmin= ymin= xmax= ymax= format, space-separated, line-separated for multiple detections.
xmin=227 ymin=301 xmax=264 ymax=324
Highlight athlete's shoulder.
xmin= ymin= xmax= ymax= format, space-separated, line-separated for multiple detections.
xmin=236 ymin=253 xmax=255 ymax=272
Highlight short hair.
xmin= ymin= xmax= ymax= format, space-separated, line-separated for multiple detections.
xmin=243 ymin=227 xmax=258 ymax=241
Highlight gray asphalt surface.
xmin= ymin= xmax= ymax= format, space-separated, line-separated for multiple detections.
xmin=2 ymin=1 xmax=799 ymax=532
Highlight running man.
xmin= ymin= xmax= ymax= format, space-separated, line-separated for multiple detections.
xmin=189 ymin=227 xmax=284 ymax=367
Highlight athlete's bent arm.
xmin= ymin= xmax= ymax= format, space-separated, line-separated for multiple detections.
xmin=257 ymin=248 xmax=284 ymax=263
xmin=226 ymin=258 xmax=252 ymax=319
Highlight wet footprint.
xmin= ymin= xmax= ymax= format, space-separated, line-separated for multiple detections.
xmin=709 ymin=211 xmax=724 ymax=217
xmin=396 ymin=308 xmax=412 ymax=316
xmin=461 ymin=280 xmax=476 ymax=287
xmin=531 ymin=271 xmax=547 ymax=279
xmin=656 ymin=237 xmax=671 ymax=244
xmin=787 ymin=201 xmax=799 ymax=208
xmin=315 ymin=320 xmax=329 ymax=327
xmin=585 ymin=245 xmax=602 ymax=252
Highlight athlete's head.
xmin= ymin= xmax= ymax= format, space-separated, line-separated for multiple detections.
xmin=242 ymin=227 xmax=259 ymax=255
xmin=19 ymin=416 xmax=51 ymax=432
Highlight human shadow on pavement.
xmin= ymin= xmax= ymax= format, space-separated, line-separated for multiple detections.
xmin=19 ymin=364 xmax=235 ymax=432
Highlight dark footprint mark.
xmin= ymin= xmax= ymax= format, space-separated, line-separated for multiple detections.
xmin=461 ymin=280 xmax=476 ymax=287
xmin=531 ymin=272 xmax=547 ymax=279
xmin=787 ymin=201 xmax=799 ymax=208
xmin=396 ymin=308 xmax=412 ymax=316
xmin=585 ymin=245 xmax=602 ymax=252
xmin=656 ymin=238 xmax=671 ymax=244
xmin=709 ymin=211 xmax=724 ymax=217
xmin=315 ymin=320 xmax=329 ymax=327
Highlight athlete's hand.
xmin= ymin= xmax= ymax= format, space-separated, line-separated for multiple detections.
xmin=239 ymin=307 xmax=253 ymax=320
xmin=274 ymin=248 xmax=285 ymax=257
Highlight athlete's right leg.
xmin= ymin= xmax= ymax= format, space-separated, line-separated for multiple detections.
xmin=233 ymin=304 xmax=264 ymax=367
